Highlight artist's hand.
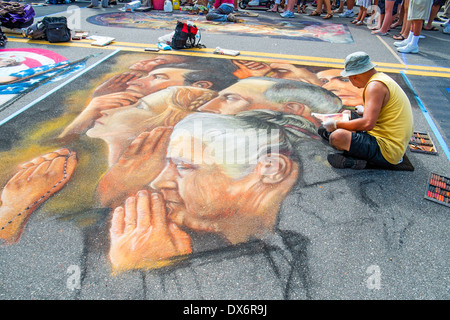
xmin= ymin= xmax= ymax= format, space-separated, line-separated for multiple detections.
xmin=322 ymin=119 xmax=337 ymax=132
xmin=109 ymin=190 xmax=192 ymax=271
xmin=96 ymin=127 xmax=172 ymax=208
xmin=355 ymin=105 xmax=364 ymax=115
xmin=60 ymin=91 xmax=144 ymax=137
xmin=0 ymin=149 xmax=77 ymax=244
xmin=92 ymin=72 xmax=142 ymax=97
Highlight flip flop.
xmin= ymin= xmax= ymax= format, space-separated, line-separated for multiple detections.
xmin=372 ymin=30 xmax=390 ymax=36
xmin=393 ymin=34 xmax=405 ymax=40
xmin=423 ymin=26 xmax=439 ymax=31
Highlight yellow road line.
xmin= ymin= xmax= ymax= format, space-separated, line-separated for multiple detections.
xmin=5 ymin=35 xmax=450 ymax=77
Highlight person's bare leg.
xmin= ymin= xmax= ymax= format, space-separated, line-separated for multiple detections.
xmin=378 ymin=0 xmax=395 ymax=33
xmin=424 ymin=4 xmax=441 ymax=30
xmin=329 ymin=129 xmax=352 ymax=151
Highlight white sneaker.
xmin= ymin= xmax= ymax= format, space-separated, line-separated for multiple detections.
xmin=248 ymin=0 xmax=259 ymax=5
xmin=393 ymin=38 xmax=410 ymax=47
xmin=443 ymin=25 xmax=450 ymax=34
xmin=339 ymin=10 xmax=354 ymax=18
xmin=397 ymin=43 xmax=419 ymax=54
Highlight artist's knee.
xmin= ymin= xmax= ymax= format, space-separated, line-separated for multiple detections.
xmin=329 ymin=129 xmax=351 ymax=151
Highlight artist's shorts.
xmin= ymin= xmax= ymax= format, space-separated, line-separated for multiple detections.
xmin=347 ymin=131 xmax=392 ymax=167
xmin=408 ymin=0 xmax=433 ymax=20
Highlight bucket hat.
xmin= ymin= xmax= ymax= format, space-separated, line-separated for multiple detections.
xmin=341 ymin=52 xmax=377 ymax=77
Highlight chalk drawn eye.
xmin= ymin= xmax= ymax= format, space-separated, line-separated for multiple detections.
xmin=153 ymin=73 xmax=169 ymax=80
xmin=338 ymin=76 xmax=350 ymax=82
xmin=224 ymin=94 xmax=242 ymax=102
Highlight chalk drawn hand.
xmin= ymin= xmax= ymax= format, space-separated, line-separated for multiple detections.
xmin=267 ymin=63 xmax=322 ymax=86
xmin=96 ymin=127 xmax=173 ymax=208
xmin=0 ymin=149 xmax=77 ymax=244
xmin=92 ymin=72 xmax=142 ymax=97
xmin=232 ymin=60 xmax=272 ymax=78
xmin=60 ymin=91 xmax=145 ymax=137
xmin=109 ymin=190 xmax=192 ymax=271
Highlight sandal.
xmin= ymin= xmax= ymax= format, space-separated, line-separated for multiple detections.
xmin=309 ymin=11 xmax=321 ymax=16
xmin=423 ymin=26 xmax=439 ymax=31
xmin=322 ymin=13 xmax=333 ymax=19
xmin=355 ymin=21 xmax=363 ymax=25
xmin=393 ymin=33 xmax=405 ymax=40
xmin=351 ymin=19 xmax=358 ymax=24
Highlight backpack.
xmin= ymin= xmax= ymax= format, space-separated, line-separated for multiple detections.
xmin=170 ymin=21 xmax=204 ymax=49
xmin=23 ymin=16 xmax=71 ymax=42
xmin=42 ymin=16 xmax=71 ymax=43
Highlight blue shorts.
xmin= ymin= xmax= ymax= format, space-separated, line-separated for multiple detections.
xmin=346 ymin=131 xmax=393 ymax=167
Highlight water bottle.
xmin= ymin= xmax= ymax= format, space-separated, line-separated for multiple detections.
xmin=164 ymin=0 xmax=173 ymax=12
xmin=157 ymin=42 xmax=172 ymax=50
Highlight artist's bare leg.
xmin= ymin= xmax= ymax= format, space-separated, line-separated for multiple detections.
xmin=329 ymin=129 xmax=352 ymax=151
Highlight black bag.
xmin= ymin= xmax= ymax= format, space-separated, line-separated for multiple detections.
xmin=42 ymin=16 xmax=71 ymax=43
xmin=170 ymin=21 xmax=203 ymax=49
xmin=23 ymin=16 xmax=71 ymax=42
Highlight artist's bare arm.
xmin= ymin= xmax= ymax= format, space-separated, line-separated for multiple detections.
xmin=336 ymin=81 xmax=389 ymax=132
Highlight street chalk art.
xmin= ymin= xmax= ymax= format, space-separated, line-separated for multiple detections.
xmin=0 ymin=51 xmax=415 ymax=299
xmin=87 ymin=11 xmax=354 ymax=44
xmin=0 ymin=48 xmax=88 ymax=112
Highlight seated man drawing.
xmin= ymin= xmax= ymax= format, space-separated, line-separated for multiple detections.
xmin=318 ymin=52 xmax=414 ymax=171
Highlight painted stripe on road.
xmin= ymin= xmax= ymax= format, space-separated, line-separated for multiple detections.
xmin=5 ymin=36 xmax=450 ymax=77
xmin=401 ymin=71 xmax=450 ymax=162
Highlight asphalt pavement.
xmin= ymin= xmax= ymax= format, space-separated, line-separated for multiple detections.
xmin=0 ymin=1 xmax=449 ymax=304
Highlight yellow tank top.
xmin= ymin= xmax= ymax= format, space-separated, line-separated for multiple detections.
xmin=363 ymin=73 xmax=414 ymax=164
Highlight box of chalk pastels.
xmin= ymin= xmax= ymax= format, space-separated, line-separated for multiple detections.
xmin=409 ymin=131 xmax=437 ymax=155
xmin=424 ymin=173 xmax=450 ymax=207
